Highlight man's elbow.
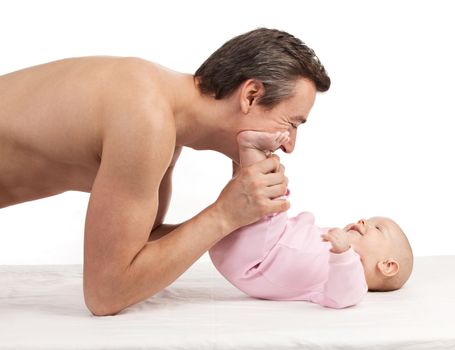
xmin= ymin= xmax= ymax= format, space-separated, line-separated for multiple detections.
xmin=83 ymin=274 xmax=161 ymax=316
xmin=83 ymin=278 xmax=127 ymax=316
xmin=87 ymin=304 xmax=118 ymax=317
xmin=84 ymin=289 xmax=121 ymax=316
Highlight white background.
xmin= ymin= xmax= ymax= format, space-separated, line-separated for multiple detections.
xmin=0 ymin=0 xmax=454 ymax=264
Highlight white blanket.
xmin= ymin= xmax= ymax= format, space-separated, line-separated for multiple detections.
xmin=1 ymin=254 xmax=454 ymax=349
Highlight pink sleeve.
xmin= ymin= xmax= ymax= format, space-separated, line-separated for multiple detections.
xmin=314 ymin=247 xmax=368 ymax=309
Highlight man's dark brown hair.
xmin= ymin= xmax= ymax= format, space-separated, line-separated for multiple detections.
xmin=194 ymin=27 xmax=331 ymax=108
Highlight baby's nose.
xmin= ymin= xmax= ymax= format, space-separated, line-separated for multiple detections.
xmin=357 ymin=219 xmax=366 ymax=225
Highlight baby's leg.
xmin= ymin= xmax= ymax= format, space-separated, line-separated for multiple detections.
xmin=210 ymin=130 xmax=290 ymax=295
xmin=211 ymin=130 xmax=290 ymax=273
xmin=209 ymin=210 xmax=288 ymax=280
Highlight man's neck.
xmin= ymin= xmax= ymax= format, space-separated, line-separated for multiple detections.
xmin=164 ymin=71 xmax=239 ymax=162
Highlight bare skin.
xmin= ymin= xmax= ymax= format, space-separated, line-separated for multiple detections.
xmin=237 ymin=130 xmax=291 ymax=168
xmin=0 ymin=56 xmax=316 ymax=316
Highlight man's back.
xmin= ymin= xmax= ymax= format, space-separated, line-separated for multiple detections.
xmin=0 ymin=56 xmax=161 ymax=207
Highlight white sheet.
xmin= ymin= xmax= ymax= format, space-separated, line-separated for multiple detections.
xmin=1 ymin=254 xmax=454 ymax=349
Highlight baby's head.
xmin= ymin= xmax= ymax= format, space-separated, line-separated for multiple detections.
xmin=344 ymin=217 xmax=413 ymax=291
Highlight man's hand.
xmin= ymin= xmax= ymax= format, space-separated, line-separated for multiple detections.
xmin=215 ymin=154 xmax=289 ymax=234
xmin=321 ymin=228 xmax=351 ymax=254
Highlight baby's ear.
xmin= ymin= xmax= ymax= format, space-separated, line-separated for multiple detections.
xmin=377 ymin=258 xmax=399 ymax=277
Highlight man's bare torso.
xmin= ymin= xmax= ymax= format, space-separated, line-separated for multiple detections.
xmin=0 ymin=56 xmax=178 ymax=209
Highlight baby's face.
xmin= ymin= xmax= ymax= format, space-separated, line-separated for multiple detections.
xmin=343 ymin=217 xmax=400 ymax=260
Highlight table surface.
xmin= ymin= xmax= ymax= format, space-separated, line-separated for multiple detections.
xmin=1 ymin=255 xmax=454 ymax=350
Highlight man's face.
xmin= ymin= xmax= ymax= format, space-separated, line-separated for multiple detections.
xmin=237 ymin=78 xmax=317 ymax=154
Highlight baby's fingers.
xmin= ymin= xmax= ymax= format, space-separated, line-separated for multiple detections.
xmin=320 ymin=233 xmax=332 ymax=242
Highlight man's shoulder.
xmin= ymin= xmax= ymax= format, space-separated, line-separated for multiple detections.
xmin=100 ymin=58 xmax=176 ymax=148
xmin=100 ymin=56 xmax=164 ymax=101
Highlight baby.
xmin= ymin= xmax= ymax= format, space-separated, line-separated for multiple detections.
xmin=209 ymin=130 xmax=413 ymax=309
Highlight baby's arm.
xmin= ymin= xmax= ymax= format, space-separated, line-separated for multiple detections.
xmin=315 ymin=228 xmax=368 ymax=308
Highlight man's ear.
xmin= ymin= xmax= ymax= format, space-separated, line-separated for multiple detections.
xmin=239 ymin=79 xmax=265 ymax=113
xmin=376 ymin=258 xmax=400 ymax=277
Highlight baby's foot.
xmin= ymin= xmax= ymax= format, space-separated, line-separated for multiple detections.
xmin=237 ymin=130 xmax=290 ymax=153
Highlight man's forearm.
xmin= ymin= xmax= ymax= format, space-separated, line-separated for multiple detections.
xmin=102 ymin=203 xmax=231 ymax=315
xmin=148 ymin=223 xmax=182 ymax=241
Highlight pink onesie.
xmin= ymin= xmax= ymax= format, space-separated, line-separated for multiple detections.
xmin=209 ymin=192 xmax=368 ymax=309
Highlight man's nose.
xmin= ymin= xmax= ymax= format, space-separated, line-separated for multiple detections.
xmin=282 ymin=129 xmax=296 ymax=153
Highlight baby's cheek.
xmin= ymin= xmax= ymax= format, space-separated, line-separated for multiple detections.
xmin=350 ymin=243 xmax=363 ymax=256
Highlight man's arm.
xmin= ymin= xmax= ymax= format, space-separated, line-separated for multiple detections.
xmin=83 ymin=114 xmax=288 ymax=317
xmin=148 ymin=224 xmax=180 ymax=241
xmin=148 ymin=146 xmax=183 ymax=241
xmin=83 ymin=112 xmax=228 ymax=316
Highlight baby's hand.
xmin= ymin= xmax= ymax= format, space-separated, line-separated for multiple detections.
xmin=321 ymin=228 xmax=350 ymax=254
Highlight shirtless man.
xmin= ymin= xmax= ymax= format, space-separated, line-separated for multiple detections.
xmin=0 ymin=28 xmax=330 ymax=316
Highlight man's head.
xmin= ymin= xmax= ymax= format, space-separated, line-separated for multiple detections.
xmin=195 ymin=27 xmax=330 ymax=108
xmin=344 ymin=217 xmax=414 ymax=291
xmin=194 ymin=28 xmax=330 ymax=157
